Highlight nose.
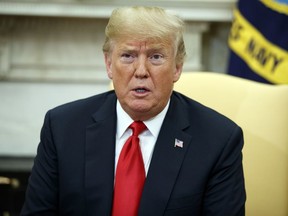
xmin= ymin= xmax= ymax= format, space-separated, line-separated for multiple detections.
xmin=134 ymin=56 xmax=149 ymax=78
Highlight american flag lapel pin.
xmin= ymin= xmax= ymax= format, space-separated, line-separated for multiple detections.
xmin=174 ymin=138 xmax=184 ymax=148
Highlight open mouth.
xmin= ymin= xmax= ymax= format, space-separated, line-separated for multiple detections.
xmin=134 ymin=88 xmax=149 ymax=93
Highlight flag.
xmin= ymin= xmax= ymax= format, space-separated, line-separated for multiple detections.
xmin=227 ymin=0 xmax=288 ymax=84
xmin=174 ymin=139 xmax=183 ymax=148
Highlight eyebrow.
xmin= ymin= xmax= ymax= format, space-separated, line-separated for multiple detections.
xmin=118 ymin=45 xmax=167 ymax=54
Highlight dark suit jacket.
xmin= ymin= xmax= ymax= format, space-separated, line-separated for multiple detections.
xmin=21 ymin=91 xmax=246 ymax=216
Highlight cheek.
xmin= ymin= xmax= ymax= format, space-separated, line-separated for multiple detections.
xmin=160 ymin=67 xmax=178 ymax=84
xmin=112 ymin=66 xmax=133 ymax=89
xmin=113 ymin=61 xmax=133 ymax=76
xmin=153 ymin=72 xmax=174 ymax=94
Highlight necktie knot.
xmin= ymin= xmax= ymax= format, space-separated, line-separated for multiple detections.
xmin=130 ymin=121 xmax=147 ymax=137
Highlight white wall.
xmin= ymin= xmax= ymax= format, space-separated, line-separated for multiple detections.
xmin=0 ymin=82 xmax=108 ymax=156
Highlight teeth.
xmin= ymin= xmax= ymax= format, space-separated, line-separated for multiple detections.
xmin=136 ymin=89 xmax=146 ymax=93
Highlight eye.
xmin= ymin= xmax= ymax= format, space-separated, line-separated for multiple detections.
xmin=120 ymin=53 xmax=135 ymax=63
xmin=149 ymin=54 xmax=165 ymax=65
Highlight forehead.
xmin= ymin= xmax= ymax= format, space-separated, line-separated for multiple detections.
xmin=113 ymin=38 xmax=175 ymax=52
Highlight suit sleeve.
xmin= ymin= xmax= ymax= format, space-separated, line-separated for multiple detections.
xmin=203 ymin=125 xmax=246 ymax=216
xmin=21 ymin=110 xmax=59 ymax=216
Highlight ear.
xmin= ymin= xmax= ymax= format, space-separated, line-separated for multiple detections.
xmin=173 ymin=63 xmax=183 ymax=83
xmin=104 ymin=53 xmax=113 ymax=79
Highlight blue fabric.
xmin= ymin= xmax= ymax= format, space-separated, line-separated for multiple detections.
xmin=227 ymin=0 xmax=288 ymax=84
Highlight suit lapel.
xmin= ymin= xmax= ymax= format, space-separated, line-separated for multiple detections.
xmin=85 ymin=93 xmax=117 ymax=216
xmin=139 ymin=93 xmax=193 ymax=216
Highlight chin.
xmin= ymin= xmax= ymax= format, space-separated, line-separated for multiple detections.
xmin=130 ymin=105 xmax=151 ymax=113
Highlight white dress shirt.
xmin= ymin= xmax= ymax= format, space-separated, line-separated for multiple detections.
xmin=115 ymin=100 xmax=170 ymax=175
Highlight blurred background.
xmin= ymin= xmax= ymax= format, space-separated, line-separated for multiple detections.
xmin=0 ymin=0 xmax=287 ymax=215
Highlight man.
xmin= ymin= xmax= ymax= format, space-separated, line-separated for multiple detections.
xmin=21 ymin=6 xmax=246 ymax=216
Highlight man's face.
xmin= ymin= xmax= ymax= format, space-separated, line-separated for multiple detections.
xmin=105 ymin=39 xmax=182 ymax=121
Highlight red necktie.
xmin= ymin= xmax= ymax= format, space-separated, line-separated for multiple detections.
xmin=112 ymin=121 xmax=147 ymax=216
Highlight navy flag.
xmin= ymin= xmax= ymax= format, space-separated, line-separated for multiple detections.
xmin=227 ymin=0 xmax=288 ymax=84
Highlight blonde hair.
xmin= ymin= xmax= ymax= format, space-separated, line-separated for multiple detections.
xmin=102 ymin=6 xmax=186 ymax=65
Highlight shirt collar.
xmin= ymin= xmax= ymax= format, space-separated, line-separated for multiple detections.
xmin=116 ymin=100 xmax=170 ymax=138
